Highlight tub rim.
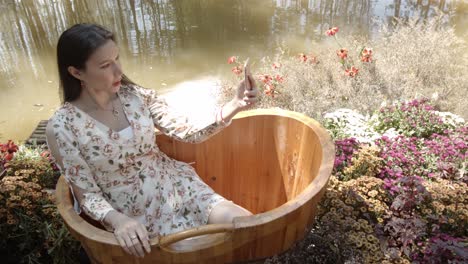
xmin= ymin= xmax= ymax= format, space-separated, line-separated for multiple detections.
xmin=55 ymin=108 xmax=335 ymax=250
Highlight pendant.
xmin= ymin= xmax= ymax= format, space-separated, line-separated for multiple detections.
xmin=112 ymin=109 xmax=119 ymax=116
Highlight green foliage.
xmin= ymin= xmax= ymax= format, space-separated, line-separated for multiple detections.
xmin=0 ymin=143 xmax=80 ymax=264
xmin=372 ymin=98 xmax=454 ymax=138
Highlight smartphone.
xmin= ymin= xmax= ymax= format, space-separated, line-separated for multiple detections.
xmin=244 ymin=58 xmax=251 ymax=91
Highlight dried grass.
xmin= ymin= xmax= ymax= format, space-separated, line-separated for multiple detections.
xmin=219 ymin=17 xmax=468 ymax=121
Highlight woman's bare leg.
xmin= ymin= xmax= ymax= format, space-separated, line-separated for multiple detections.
xmin=208 ymin=200 xmax=253 ymax=224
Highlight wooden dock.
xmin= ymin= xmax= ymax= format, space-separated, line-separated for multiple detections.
xmin=26 ymin=120 xmax=48 ymax=146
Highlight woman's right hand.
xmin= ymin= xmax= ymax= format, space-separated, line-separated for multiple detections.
xmin=104 ymin=211 xmax=151 ymax=257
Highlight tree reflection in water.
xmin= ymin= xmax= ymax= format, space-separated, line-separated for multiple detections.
xmin=0 ymin=0 xmax=465 ymax=140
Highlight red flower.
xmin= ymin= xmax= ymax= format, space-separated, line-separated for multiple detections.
xmin=361 ymin=47 xmax=373 ymax=62
xmin=326 ymin=27 xmax=339 ymax=36
xmin=4 ymin=153 xmax=13 ymax=161
xmin=231 ymin=66 xmax=242 ymax=75
xmin=227 ymin=56 xmax=237 ymax=64
xmin=298 ymin=53 xmax=308 ymax=62
xmin=274 ymin=74 xmax=284 ymax=83
xmin=259 ymin=74 xmax=273 ymax=83
xmin=272 ymin=62 xmax=281 ymax=69
xmin=0 ymin=140 xmax=18 ymax=154
xmin=264 ymin=83 xmax=276 ymax=98
xmin=336 ymin=48 xmax=348 ymax=59
xmin=345 ymin=66 xmax=359 ymax=77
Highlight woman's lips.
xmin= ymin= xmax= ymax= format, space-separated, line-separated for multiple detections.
xmin=113 ymin=80 xmax=121 ymax=86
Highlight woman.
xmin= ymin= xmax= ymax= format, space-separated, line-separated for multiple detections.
xmin=46 ymin=23 xmax=258 ymax=258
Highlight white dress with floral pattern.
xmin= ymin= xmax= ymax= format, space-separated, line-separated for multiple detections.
xmin=48 ymin=84 xmax=228 ymax=237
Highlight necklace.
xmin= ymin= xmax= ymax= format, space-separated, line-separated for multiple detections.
xmin=110 ymin=101 xmax=119 ymax=117
xmin=109 ymin=99 xmax=119 ymax=117
xmin=88 ymin=94 xmax=119 ymax=117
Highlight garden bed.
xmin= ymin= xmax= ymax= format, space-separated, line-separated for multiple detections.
xmin=1 ymin=18 xmax=467 ymax=264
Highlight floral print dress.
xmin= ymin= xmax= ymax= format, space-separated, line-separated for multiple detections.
xmin=48 ymin=84 xmax=229 ymax=237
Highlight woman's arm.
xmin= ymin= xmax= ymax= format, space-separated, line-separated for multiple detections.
xmin=133 ymin=70 xmax=257 ymax=143
xmin=46 ymin=121 xmax=150 ymax=257
xmin=46 ymin=121 xmax=114 ymax=222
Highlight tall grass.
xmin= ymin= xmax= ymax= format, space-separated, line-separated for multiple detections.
xmin=220 ymin=17 xmax=468 ymax=121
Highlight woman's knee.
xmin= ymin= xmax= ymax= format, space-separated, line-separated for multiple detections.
xmin=208 ymin=201 xmax=252 ymax=224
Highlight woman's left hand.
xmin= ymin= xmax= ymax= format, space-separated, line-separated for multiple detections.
xmin=218 ymin=64 xmax=258 ymax=124
xmin=232 ymin=73 xmax=258 ymax=111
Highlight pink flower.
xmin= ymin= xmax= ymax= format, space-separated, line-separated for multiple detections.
xmin=103 ymin=144 xmax=114 ymax=156
xmin=345 ymin=66 xmax=359 ymax=77
xmin=274 ymin=74 xmax=284 ymax=83
xmin=231 ymin=66 xmax=242 ymax=75
xmin=298 ymin=53 xmax=308 ymax=62
xmin=227 ymin=56 xmax=236 ymax=64
xmin=67 ymin=165 xmax=80 ymax=177
xmin=125 ymin=155 xmax=136 ymax=166
xmin=326 ymin=27 xmax=339 ymax=36
xmin=259 ymin=74 xmax=273 ymax=84
xmin=272 ymin=62 xmax=281 ymax=69
xmin=361 ymin=47 xmax=373 ymax=62
xmin=336 ymin=48 xmax=348 ymax=59
xmin=264 ymin=83 xmax=276 ymax=98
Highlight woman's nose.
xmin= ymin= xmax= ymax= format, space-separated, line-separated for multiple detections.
xmin=113 ymin=61 xmax=123 ymax=76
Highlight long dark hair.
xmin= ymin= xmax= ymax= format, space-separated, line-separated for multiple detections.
xmin=56 ymin=23 xmax=134 ymax=103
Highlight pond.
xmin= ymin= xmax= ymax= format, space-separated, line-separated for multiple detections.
xmin=0 ymin=0 xmax=466 ymax=141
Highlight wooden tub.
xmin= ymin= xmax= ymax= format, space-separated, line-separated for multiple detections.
xmin=56 ymin=109 xmax=335 ymax=263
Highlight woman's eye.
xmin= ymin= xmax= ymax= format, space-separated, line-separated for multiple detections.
xmin=101 ymin=64 xmax=110 ymax=69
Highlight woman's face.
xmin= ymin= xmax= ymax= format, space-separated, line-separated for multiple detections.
xmin=76 ymin=40 xmax=123 ymax=94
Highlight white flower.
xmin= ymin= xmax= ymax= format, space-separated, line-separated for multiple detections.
xmin=324 ymin=108 xmax=382 ymax=143
xmin=382 ymin=128 xmax=399 ymax=139
xmin=434 ymin=111 xmax=465 ymax=127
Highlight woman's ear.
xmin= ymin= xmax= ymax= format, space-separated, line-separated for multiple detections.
xmin=67 ymin=66 xmax=83 ymax=80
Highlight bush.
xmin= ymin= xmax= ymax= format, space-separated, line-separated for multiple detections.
xmin=372 ymin=98 xmax=453 ymax=138
xmin=0 ymin=143 xmax=80 ymax=264
xmin=220 ymin=18 xmax=467 ymax=122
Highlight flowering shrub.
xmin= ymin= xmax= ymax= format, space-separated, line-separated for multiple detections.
xmin=342 ymin=145 xmax=383 ymax=181
xmin=373 ymin=98 xmax=453 ymax=138
xmin=414 ymin=234 xmax=468 ymax=263
xmin=264 ymin=94 xmax=467 ymax=263
xmin=227 ymin=55 xmax=285 ymax=98
xmin=0 ymin=140 xmax=18 ymax=176
xmin=316 ymin=176 xmax=390 ymax=263
xmin=4 ymin=145 xmax=60 ymax=188
xmin=332 ymin=137 xmax=360 ymax=180
xmin=312 ymin=99 xmax=467 ymax=263
xmin=326 ymin=26 xmax=374 ymax=78
xmin=221 ymin=19 xmax=467 ymax=124
xmin=0 ymin=142 xmax=80 ymax=264
xmin=424 ymin=127 xmax=467 ymax=182
xmin=323 ymin=108 xmax=381 ymax=143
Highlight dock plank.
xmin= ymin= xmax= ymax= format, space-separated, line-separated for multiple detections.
xmin=26 ymin=120 xmax=48 ymax=146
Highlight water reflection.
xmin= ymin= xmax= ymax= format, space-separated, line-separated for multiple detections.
xmin=0 ymin=0 xmax=466 ymax=141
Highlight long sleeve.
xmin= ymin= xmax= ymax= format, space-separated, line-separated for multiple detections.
xmin=50 ymin=118 xmax=115 ymax=224
xmin=132 ymin=85 xmax=231 ymax=143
